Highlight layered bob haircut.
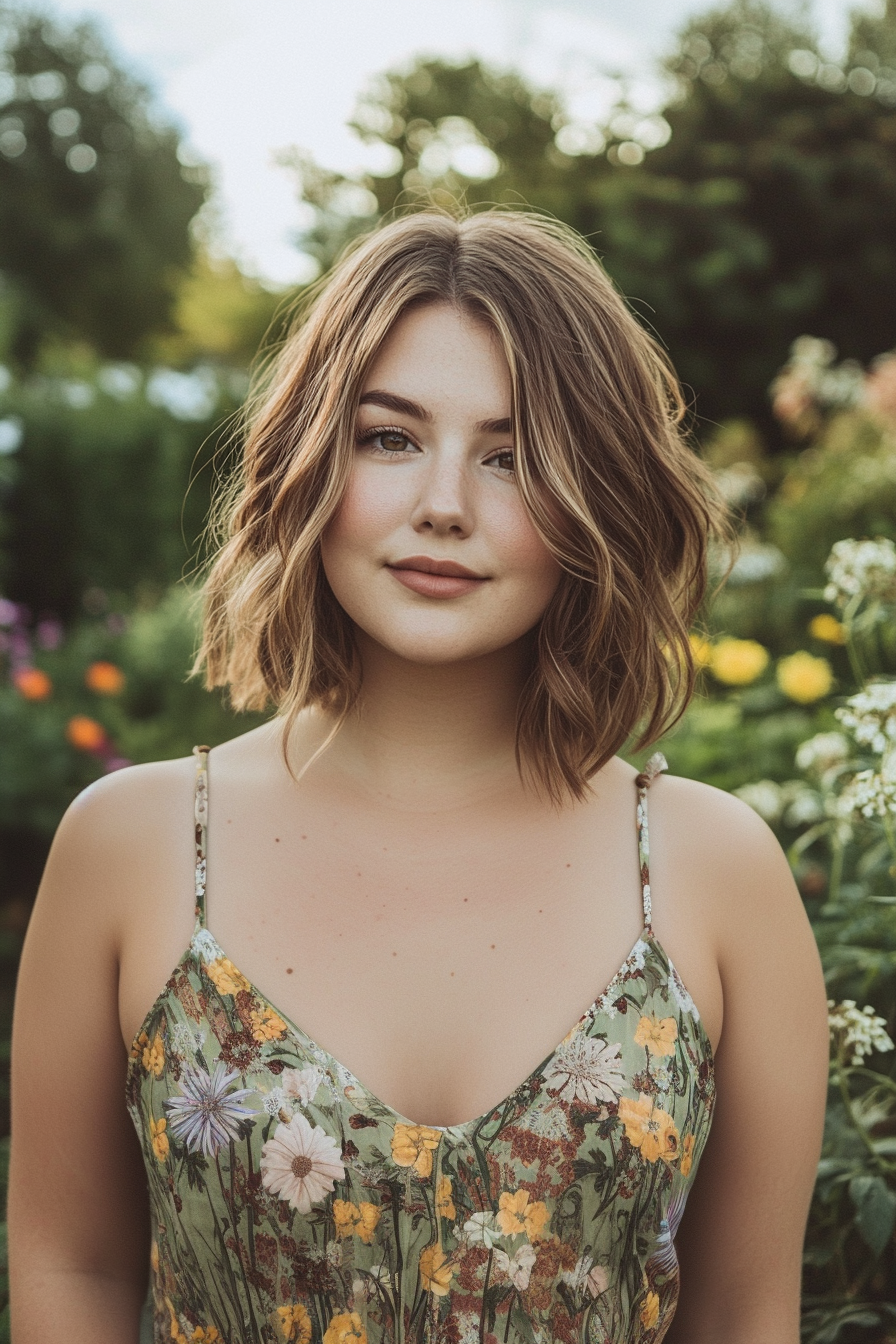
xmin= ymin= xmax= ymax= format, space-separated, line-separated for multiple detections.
xmin=195 ymin=208 xmax=735 ymax=801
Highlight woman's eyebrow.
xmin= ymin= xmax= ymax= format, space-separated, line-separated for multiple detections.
xmin=358 ymin=390 xmax=512 ymax=435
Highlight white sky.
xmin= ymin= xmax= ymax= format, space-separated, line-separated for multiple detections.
xmin=39 ymin=0 xmax=864 ymax=285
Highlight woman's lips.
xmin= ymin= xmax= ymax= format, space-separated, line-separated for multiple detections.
xmin=387 ymin=557 xmax=489 ymax=599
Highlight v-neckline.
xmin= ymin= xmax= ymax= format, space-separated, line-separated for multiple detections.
xmin=128 ymin=920 xmax=713 ymax=1137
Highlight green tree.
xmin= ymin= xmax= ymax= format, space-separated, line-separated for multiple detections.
xmin=283 ymin=2 xmax=896 ymax=434
xmin=0 ymin=5 xmax=209 ymax=365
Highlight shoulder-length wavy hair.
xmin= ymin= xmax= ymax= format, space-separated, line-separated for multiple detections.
xmin=193 ymin=207 xmax=736 ymax=801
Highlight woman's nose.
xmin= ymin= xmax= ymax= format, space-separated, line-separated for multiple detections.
xmin=409 ymin=449 xmax=473 ymax=537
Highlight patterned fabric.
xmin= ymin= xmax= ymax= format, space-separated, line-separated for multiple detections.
xmin=127 ymin=746 xmax=715 ymax=1344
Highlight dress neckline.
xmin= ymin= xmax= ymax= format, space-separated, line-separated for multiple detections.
xmin=126 ymin=745 xmax=715 ymax=1135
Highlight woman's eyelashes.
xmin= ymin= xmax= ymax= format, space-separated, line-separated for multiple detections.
xmin=356 ymin=425 xmax=516 ymax=474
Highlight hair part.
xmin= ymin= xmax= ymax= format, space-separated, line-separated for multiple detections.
xmin=193 ymin=206 xmax=737 ymax=802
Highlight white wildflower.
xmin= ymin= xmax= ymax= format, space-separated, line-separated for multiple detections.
xmin=171 ymin=1022 xmax=204 ymax=1057
xmin=733 ymin=779 xmax=783 ymax=823
xmin=835 ymin=680 xmax=896 ymax=754
xmin=836 ymin=756 xmax=896 ymax=819
xmin=462 ymin=1211 xmax=503 ymax=1249
xmin=823 ymin=537 xmax=896 ymax=608
xmin=494 ymin=1243 xmax=537 ymax=1291
xmin=262 ymin=1087 xmax=288 ymax=1118
xmin=561 ymin=1254 xmax=610 ymax=1298
xmin=326 ymin=1240 xmax=343 ymax=1268
xmin=828 ymin=999 xmax=895 ymax=1065
xmin=191 ymin=928 xmax=222 ymax=965
xmin=519 ymin=1103 xmax=572 ymax=1140
xmin=281 ymin=1065 xmax=325 ymax=1106
xmin=668 ymin=963 xmax=699 ymax=1020
xmin=796 ymin=731 xmax=852 ymax=777
xmin=543 ymin=1035 xmax=627 ymax=1106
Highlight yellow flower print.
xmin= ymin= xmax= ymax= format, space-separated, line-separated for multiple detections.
xmin=419 ymin=1243 xmax=454 ymax=1296
xmin=131 ymin=1029 xmax=148 ymax=1061
xmin=436 ymin=1174 xmax=455 ymax=1220
xmin=618 ymin=1093 xmax=680 ymax=1163
xmin=142 ymin=1031 xmax=165 ymax=1077
xmin=249 ymin=1006 xmax=287 ymax=1043
xmin=165 ymin=1299 xmax=189 ymax=1344
xmin=355 ymin=1202 xmax=381 ymax=1244
xmin=390 ymin=1123 xmax=442 ymax=1178
xmin=149 ymin=1116 xmax=169 ymax=1163
xmin=640 ymin=1290 xmax=660 ymax=1330
xmin=496 ymin=1189 xmax=550 ymax=1241
xmin=323 ymin=1312 xmax=367 ymax=1344
xmin=332 ymin=1200 xmax=381 ymax=1243
xmin=634 ymin=1013 xmax=677 ymax=1057
xmin=275 ymin=1303 xmax=313 ymax=1343
xmin=332 ymin=1200 xmax=358 ymax=1239
xmin=206 ymin=957 xmax=251 ymax=998
xmin=150 ymin=1240 xmax=160 ymax=1274
xmin=680 ymin=1133 xmax=695 ymax=1178
xmin=190 ymin=1329 xmax=220 ymax=1343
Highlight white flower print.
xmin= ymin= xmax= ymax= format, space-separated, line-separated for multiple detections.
xmin=520 ymin=1103 xmax=572 ymax=1141
xmin=282 ymin=1064 xmax=324 ymax=1105
xmin=561 ymin=1254 xmax=609 ymax=1298
xmin=260 ymin=1111 xmax=346 ymax=1213
xmin=191 ymin=929 xmax=221 ymax=965
xmin=543 ymin=1035 xmax=626 ymax=1105
xmin=462 ymin=1211 xmax=503 ymax=1249
xmin=164 ymin=1063 xmax=257 ymax=1156
xmin=171 ymin=1022 xmax=205 ymax=1057
xmin=262 ymin=1087 xmax=288 ymax=1118
xmin=668 ymin=963 xmax=699 ymax=1019
xmin=494 ymin=1243 xmax=537 ymax=1291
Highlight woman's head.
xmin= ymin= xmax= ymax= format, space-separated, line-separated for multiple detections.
xmin=195 ymin=208 xmax=735 ymax=799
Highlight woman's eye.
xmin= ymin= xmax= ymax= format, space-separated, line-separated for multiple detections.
xmin=488 ymin=450 xmax=516 ymax=474
xmin=357 ymin=426 xmax=418 ymax=456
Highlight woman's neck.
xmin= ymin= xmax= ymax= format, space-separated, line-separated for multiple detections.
xmin=303 ymin=632 xmax=535 ymax=812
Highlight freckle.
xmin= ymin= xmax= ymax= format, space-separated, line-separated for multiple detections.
xmin=450 ymin=971 xmax=455 ymax=977
xmin=392 ymin=951 xmax=397 ymax=957
xmin=566 ymin=863 xmax=571 ymax=868
xmin=463 ymin=897 xmax=468 ymax=903
xmin=490 ymin=943 xmax=496 ymax=950
xmin=275 ymin=837 xmax=280 ymax=843
xmin=301 ymin=834 xmax=307 ymax=840
xmin=286 ymin=967 xmax=294 ymax=975
xmin=538 ymin=909 xmax=543 ymax=914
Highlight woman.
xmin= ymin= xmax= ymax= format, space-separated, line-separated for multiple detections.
xmin=9 ymin=210 xmax=829 ymax=1344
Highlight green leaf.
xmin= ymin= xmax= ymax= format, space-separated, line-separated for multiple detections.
xmin=849 ymin=1174 xmax=896 ymax=1258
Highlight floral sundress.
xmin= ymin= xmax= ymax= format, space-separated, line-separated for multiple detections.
xmin=126 ymin=746 xmax=716 ymax=1344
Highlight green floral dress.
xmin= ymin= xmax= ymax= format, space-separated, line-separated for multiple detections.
xmin=127 ymin=747 xmax=715 ymax=1344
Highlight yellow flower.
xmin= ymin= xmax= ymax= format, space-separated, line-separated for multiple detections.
xmin=142 ymin=1031 xmax=165 ymax=1078
xmin=496 ymin=1189 xmax=550 ymax=1241
xmin=634 ymin=1013 xmax=678 ymax=1057
xmin=809 ymin=613 xmax=846 ymax=645
xmin=332 ymin=1199 xmax=358 ymax=1239
xmin=618 ymin=1093 xmax=680 ymax=1164
xmin=165 ymin=1298 xmax=189 ymax=1344
xmin=323 ymin=1312 xmax=367 ymax=1344
xmin=776 ymin=650 xmax=833 ymax=704
xmin=206 ymin=957 xmax=251 ymax=997
xmin=275 ymin=1304 xmax=312 ymax=1344
xmin=640 ymin=1290 xmax=661 ymax=1330
xmin=130 ymin=1029 xmax=148 ymax=1061
xmin=390 ymin=1123 xmax=442 ymax=1178
xmin=355 ymin=1202 xmax=381 ymax=1244
xmin=688 ymin=632 xmax=713 ymax=668
xmin=419 ymin=1243 xmax=454 ymax=1296
xmin=709 ymin=637 xmax=769 ymax=686
xmin=149 ymin=1116 xmax=169 ymax=1163
xmin=150 ymin=1240 xmax=160 ymax=1273
xmin=332 ymin=1199 xmax=381 ymax=1243
xmin=249 ymin=1006 xmax=287 ymax=1042
xmin=680 ymin=1133 xmax=695 ymax=1178
xmin=436 ymin=1174 xmax=455 ymax=1220
xmin=191 ymin=1330 xmax=220 ymax=1343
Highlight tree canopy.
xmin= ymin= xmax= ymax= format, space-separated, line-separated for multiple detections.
xmin=0 ymin=5 xmax=209 ymax=365
xmin=283 ymin=0 xmax=896 ymax=434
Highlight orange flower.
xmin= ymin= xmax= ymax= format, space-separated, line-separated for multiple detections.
xmin=275 ymin=1305 xmax=312 ymax=1343
xmin=634 ymin=1013 xmax=678 ymax=1057
xmin=142 ymin=1031 xmax=165 ymax=1077
xmin=66 ymin=714 xmax=106 ymax=751
xmin=149 ymin=1116 xmax=169 ymax=1163
xmin=85 ymin=660 xmax=125 ymax=694
xmin=436 ymin=1174 xmax=455 ymax=1220
xmin=680 ymin=1133 xmax=695 ymax=1178
xmin=333 ymin=1199 xmax=381 ymax=1243
xmin=496 ymin=1189 xmax=550 ymax=1241
xmin=617 ymin=1093 xmax=680 ymax=1164
xmin=205 ymin=957 xmax=251 ymax=998
xmin=391 ymin=1122 xmax=442 ymax=1178
xmin=322 ymin=1312 xmax=366 ymax=1344
xmin=13 ymin=667 xmax=52 ymax=700
xmin=419 ymin=1243 xmax=453 ymax=1296
xmin=249 ymin=1006 xmax=287 ymax=1043
xmin=640 ymin=1289 xmax=660 ymax=1329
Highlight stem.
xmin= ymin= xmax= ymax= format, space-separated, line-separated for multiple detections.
xmin=836 ymin=1064 xmax=890 ymax=1170
xmin=479 ymin=1248 xmax=494 ymax=1344
xmin=828 ymin=833 xmax=845 ymax=906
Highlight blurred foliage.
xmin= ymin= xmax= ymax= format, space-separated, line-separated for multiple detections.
xmin=0 ymin=4 xmax=209 ymax=366
xmin=282 ymin=0 xmax=896 ymax=431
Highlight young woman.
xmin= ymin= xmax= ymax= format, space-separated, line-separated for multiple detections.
xmin=9 ymin=210 xmax=829 ymax=1344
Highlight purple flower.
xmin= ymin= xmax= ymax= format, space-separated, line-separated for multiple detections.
xmin=165 ymin=1062 xmax=257 ymax=1156
xmin=35 ymin=618 xmax=63 ymax=650
xmin=0 ymin=599 xmax=17 ymax=627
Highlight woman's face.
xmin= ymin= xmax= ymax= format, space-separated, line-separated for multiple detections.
xmin=320 ymin=302 xmax=563 ymax=667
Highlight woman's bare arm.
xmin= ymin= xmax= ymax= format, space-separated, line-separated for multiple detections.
xmin=663 ymin=787 xmax=830 ymax=1344
xmin=9 ymin=770 xmax=155 ymax=1342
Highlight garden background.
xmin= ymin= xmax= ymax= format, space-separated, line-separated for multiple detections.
xmin=2 ymin=0 xmax=896 ymax=1337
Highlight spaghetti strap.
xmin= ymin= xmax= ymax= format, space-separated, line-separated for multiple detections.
xmin=192 ymin=744 xmax=210 ymax=931
xmin=634 ymin=750 xmax=667 ymax=932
